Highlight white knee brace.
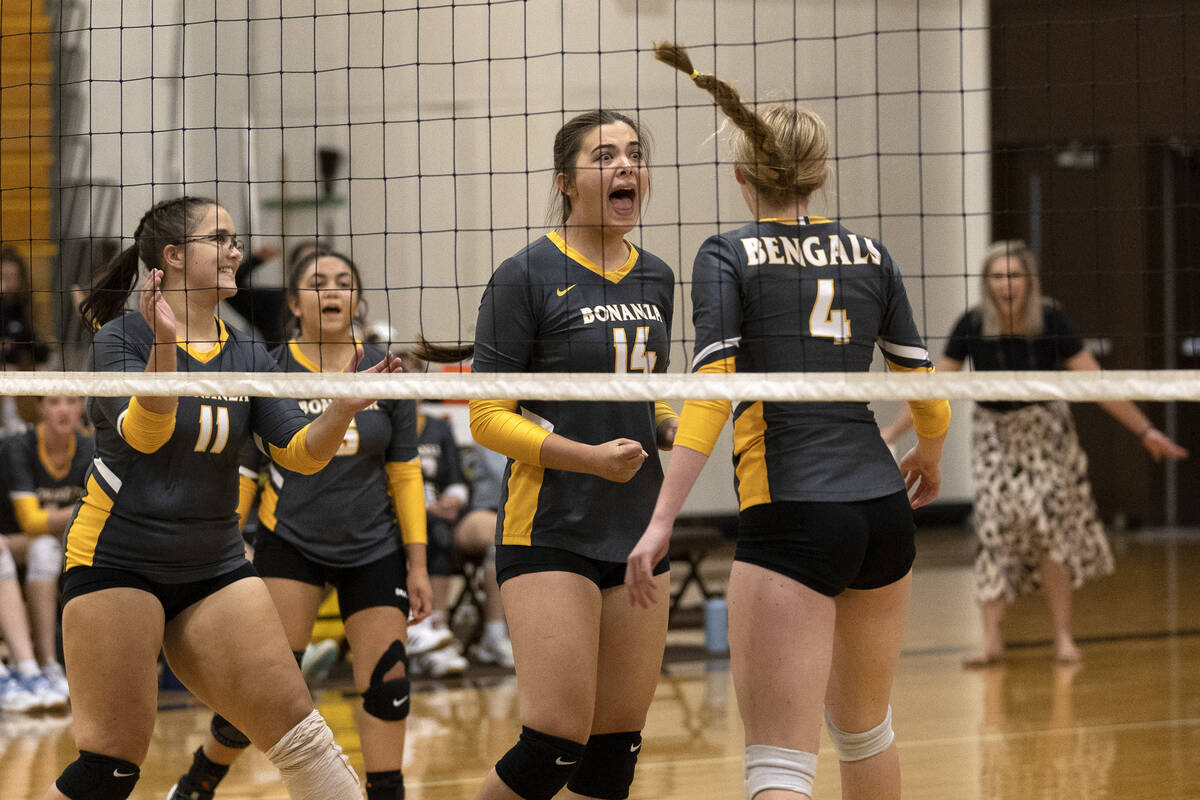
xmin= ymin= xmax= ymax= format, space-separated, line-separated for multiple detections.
xmin=824 ymin=705 xmax=895 ymax=762
xmin=744 ymin=744 xmax=817 ymax=799
xmin=264 ymin=709 xmax=361 ymax=800
xmin=25 ymin=535 xmax=63 ymax=583
xmin=0 ymin=546 xmax=15 ymax=582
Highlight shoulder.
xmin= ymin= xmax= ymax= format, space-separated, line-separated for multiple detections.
xmin=496 ymin=236 xmax=553 ymax=280
xmin=94 ymin=311 xmax=150 ymax=345
xmin=952 ymin=307 xmax=983 ymax=334
xmin=633 ymin=246 xmax=675 ymax=282
xmin=1042 ymin=298 xmax=1071 ymax=323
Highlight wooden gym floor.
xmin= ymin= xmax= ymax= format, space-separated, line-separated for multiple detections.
xmin=2 ymin=527 xmax=1198 ymax=799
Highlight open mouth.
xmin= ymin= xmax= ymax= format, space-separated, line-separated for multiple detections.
xmin=609 ymin=187 xmax=637 ymax=216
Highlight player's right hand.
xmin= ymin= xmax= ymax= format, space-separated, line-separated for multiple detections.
xmin=139 ymin=268 xmax=176 ymax=345
xmin=590 ymin=438 xmax=647 ymax=482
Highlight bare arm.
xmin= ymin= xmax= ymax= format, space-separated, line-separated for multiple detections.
xmin=1064 ymin=350 xmax=1189 ymax=462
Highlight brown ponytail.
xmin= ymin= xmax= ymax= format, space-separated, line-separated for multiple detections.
xmin=408 ymin=334 xmax=474 ymax=365
xmin=654 ymin=41 xmax=829 ymax=206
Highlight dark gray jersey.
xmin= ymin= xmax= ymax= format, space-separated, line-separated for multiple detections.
xmin=692 ymin=218 xmax=933 ymax=504
xmin=67 ymin=313 xmax=310 ymax=582
xmin=4 ymin=427 xmax=91 ymax=510
xmin=251 ymin=341 xmax=419 ymax=567
xmin=473 ymin=232 xmax=674 ymax=561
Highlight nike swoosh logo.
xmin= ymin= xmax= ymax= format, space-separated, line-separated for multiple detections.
xmin=395 ymin=588 xmax=407 ymax=598
xmin=556 ymin=284 xmax=577 ymax=297
xmin=113 ymin=769 xmax=137 ymax=778
xmin=393 ymin=696 xmax=409 ymax=707
xmin=630 ymin=742 xmax=642 ymax=752
xmin=555 ymin=757 xmax=578 ymax=766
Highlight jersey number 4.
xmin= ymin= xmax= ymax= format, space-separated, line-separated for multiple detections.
xmin=613 ymin=326 xmax=657 ymax=373
xmin=194 ymin=405 xmax=230 ymax=454
xmin=809 ymin=279 xmax=852 ymax=344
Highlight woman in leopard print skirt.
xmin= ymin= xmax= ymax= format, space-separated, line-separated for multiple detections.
xmin=884 ymin=240 xmax=1187 ymax=665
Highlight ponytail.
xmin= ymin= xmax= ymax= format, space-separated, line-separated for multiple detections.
xmin=409 ymin=334 xmax=474 ymax=364
xmin=655 ymin=41 xmax=829 ymax=204
xmin=80 ymin=246 xmax=142 ymax=331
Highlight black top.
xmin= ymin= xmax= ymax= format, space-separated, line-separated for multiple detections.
xmin=944 ymin=304 xmax=1085 ymax=412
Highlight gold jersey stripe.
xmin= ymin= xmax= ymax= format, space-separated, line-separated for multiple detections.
xmin=501 ymin=461 xmax=544 ymax=546
xmin=64 ymin=475 xmax=114 ymax=571
xmin=732 ymin=401 xmax=771 ymax=511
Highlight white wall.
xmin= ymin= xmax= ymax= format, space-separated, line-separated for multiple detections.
xmin=67 ymin=0 xmax=992 ymax=511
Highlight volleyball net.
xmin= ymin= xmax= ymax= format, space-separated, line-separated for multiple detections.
xmin=0 ymin=0 xmax=1195 ymax=407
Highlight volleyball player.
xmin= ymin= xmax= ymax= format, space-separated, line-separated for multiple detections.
xmin=625 ymin=44 xmax=950 ymax=800
xmin=3 ymin=394 xmax=92 ymax=698
xmin=166 ymin=249 xmax=431 ymax=800
xmin=45 ymin=196 xmax=398 ymax=800
xmin=465 ymin=109 xmax=678 ymax=800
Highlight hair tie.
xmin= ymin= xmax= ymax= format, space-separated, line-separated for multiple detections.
xmin=689 ymin=69 xmax=699 ymax=80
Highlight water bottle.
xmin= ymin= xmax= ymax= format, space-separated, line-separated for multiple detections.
xmin=704 ymin=597 xmax=729 ymax=654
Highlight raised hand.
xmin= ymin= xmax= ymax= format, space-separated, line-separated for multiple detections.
xmin=138 ymin=268 xmax=176 ymax=346
xmin=330 ymin=349 xmax=404 ymax=416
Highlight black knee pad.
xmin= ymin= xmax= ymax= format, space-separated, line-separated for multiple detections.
xmin=211 ymin=712 xmax=251 ymax=749
xmin=362 ymin=639 xmax=411 ymax=721
xmin=56 ymin=750 xmax=140 ymax=800
xmin=567 ymin=731 xmax=643 ymax=800
xmin=365 ymin=768 xmax=405 ymax=800
xmin=494 ymin=726 xmax=586 ymax=800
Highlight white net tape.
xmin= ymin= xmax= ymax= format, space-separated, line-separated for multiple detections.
xmin=6 ymin=370 xmax=1200 ymax=402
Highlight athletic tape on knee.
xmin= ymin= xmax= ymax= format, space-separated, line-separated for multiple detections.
xmin=25 ymin=534 xmax=63 ymax=582
xmin=363 ymin=639 xmax=410 ymax=721
xmin=744 ymin=745 xmax=817 ymax=799
xmin=494 ymin=725 xmax=586 ymax=800
xmin=265 ymin=709 xmax=361 ymax=800
xmin=824 ymin=705 xmax=895 ymax=762
xmin=566 ymin=731 xmax=642 ymax=800
xmin=55 ymin=749 xmax=140 ymax=800
xmin=210 ymin=713 xmax=251 ymax=750
xmin=0 ymin=546 xmax=15 ymax=582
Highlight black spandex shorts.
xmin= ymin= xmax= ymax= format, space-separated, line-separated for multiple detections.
xmin=496 ymin=543 xmax=669 ymax=591
xmin=735 ymin=490 xmax=915 ymax=597
xmin=253 ymin=530 xmax=410 ymax=618
xmin=61 ymin=561 xmax=258 ymax=622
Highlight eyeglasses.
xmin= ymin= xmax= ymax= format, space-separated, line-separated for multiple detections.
xmin=183 ymin=232 xmax=243 ymax=252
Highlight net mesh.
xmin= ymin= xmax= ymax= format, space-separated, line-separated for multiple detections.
xmin=0 ymin=0 xmax=1194 ymax=403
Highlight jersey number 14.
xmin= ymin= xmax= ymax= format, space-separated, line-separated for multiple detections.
xmin=613 ymin=326 xmax=658 ymax=373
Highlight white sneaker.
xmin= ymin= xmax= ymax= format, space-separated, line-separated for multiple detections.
xmin=412 ymin=645 xmax=469 ymax=678
xmin=40 ymin=662 xmax=69 ymax=698
xmin=0 ymin=670 xmax=39 ymax=713
xmin=471 ymin=632 xmax=515 ymax=668
xmin=21 ymin=671 xmax=68 ymax=711
xmin=407 ymin=617 xmax=455 ymax=656
xmin=300 ymin=639 xmax=340 ymax=684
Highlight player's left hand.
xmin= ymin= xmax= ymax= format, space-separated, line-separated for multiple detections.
xmin=407 ymin=566 xmax=433 ymax=623
xmin=656 ymin=417 xmax=678 ymax=450
xmin=1142 ymin=428 xmax=1189 ymax=462
xmin=625 ymin=520 xmax=672 ymax=608
xmin=330 ymin=350 xmax=403 ymax=415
